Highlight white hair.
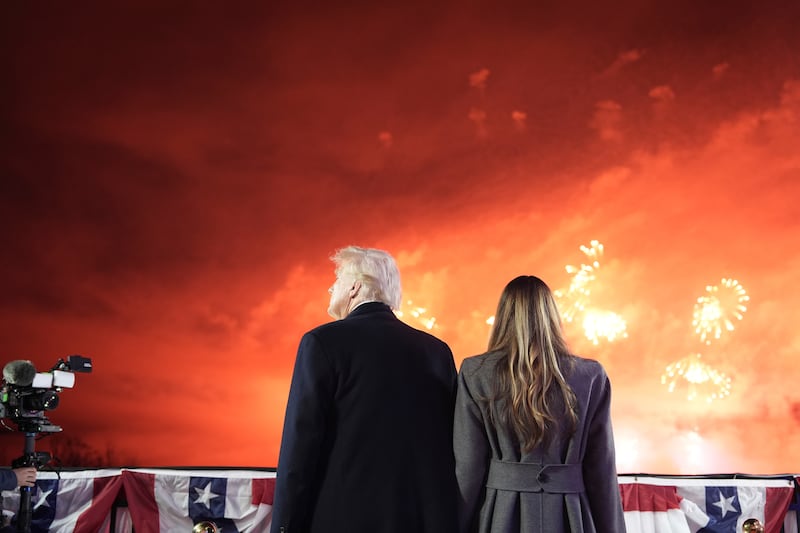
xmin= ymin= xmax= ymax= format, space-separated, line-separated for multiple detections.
xmin=330 ymin=246 xmax=402 ymax=310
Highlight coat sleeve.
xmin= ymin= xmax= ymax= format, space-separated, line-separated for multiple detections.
xmin=453 ymin=366 xmax=490 ymax=533
xmin=0 ymin=469 xmax=18 ymax=491
xmin=582 ymin=367 xmax=627 ymax=533
xmin=270 ymin=332 xmax=336 ymax=533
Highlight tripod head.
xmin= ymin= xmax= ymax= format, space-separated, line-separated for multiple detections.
xmin=11 ymin=451 xmax=51 ymax=470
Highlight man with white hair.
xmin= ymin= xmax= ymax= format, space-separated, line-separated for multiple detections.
xmin=271 ymin=246 xmax=458 ymax=533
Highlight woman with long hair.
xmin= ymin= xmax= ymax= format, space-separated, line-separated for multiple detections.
xmin=453 ymin=275 xmax=625 ymax=532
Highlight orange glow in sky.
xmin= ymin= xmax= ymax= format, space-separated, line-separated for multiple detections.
xmin=1 ymin=1 xmax=799 ymax=475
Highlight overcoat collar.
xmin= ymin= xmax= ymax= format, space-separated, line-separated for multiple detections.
xmin=345 ymin=301 xmax=394 ymax=319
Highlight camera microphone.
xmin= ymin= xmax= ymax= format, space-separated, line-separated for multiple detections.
xmin=2 ymin=360 xmax=37 ymax=387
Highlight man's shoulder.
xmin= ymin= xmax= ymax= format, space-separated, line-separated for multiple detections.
xmin=305 ymin=320 xmax=340 ymax=336
xmin=298 ymin=321 xmax=348 ymax=349
xmin=304 ymin=314 xmax=379 ymax=336
xmin=405 ymin=323 xmax=450 ymax=347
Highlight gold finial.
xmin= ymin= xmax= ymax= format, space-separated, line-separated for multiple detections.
xmin=742 ymin=518 xmax=764 ymax=533
xmin=193 ymin=521 xmax=218 ymax=533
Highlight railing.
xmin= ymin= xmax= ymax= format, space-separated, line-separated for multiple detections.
xmin=1 ymin=469 xmax=798 ymax=532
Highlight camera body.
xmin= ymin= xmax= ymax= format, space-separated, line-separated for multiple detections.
xmin=0 ymin=355 xmax=92 ymax=434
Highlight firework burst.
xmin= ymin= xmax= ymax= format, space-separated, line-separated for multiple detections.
xmin=661 ymin=353 xmax=732 ymax=403
xmin=554 ymin=240 xmax=604 ymax=323
xmin=692 ymin=278 xmax=749 ymax=345
xmin=395 ymin=300 xmax=437 ymax=330
xmin=582 ymin=309 xmax=628 ymax=345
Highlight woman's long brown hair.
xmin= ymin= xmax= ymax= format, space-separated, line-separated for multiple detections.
xmin=488 ymin=275 xmax=578 ymax=452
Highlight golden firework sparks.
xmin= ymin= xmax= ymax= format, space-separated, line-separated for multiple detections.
xmin=395 ymin=300 xmax=437 ymax=330
xmin=582 ymin=309 xmax=628 ymax=345
xmin=661 ymin=353 xmax=732 ymax=403
xmin=692 ymin=278 xmax=749 ymax=345
xmin=554 ymin=240 xmax=604 ymax=323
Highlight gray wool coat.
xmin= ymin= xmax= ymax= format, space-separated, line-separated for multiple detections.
xmin=453 ymin=352 xmax=626 ymax=533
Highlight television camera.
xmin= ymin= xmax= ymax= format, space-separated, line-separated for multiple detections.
xmin=1 ymin=355 xmax=92 ymax=436
xmin=1 ymin=355 xmax=92 ymax=533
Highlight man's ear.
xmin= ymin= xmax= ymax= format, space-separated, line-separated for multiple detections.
xmin=350 ymin=280 xmax=362 ymax=297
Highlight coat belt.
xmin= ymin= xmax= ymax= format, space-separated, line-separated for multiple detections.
xmin=486 ymin=460 xmax=585 ymax=493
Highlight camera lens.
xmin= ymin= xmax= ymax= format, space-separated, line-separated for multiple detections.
xmin=23 ymin=391 xmax=60 ymax=411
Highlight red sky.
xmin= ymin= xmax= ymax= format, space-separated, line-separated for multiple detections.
xmin=1 ymin=1 xmax=799 ymax=474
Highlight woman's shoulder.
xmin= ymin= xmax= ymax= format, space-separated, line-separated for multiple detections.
xmin=459 ymin=350 xmax=502 ymax=376
xmin=566 ymin=354 xmax=609 ymax=379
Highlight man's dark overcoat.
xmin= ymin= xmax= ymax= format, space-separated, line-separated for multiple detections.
xmin=271 ymin=302 xmax=458 ymax=533
xmin=454 ymin=352 xmax=626 ymax=533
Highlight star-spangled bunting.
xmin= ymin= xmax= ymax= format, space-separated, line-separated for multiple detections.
xmin=711 ymin=490 xmax=739 ymax=519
